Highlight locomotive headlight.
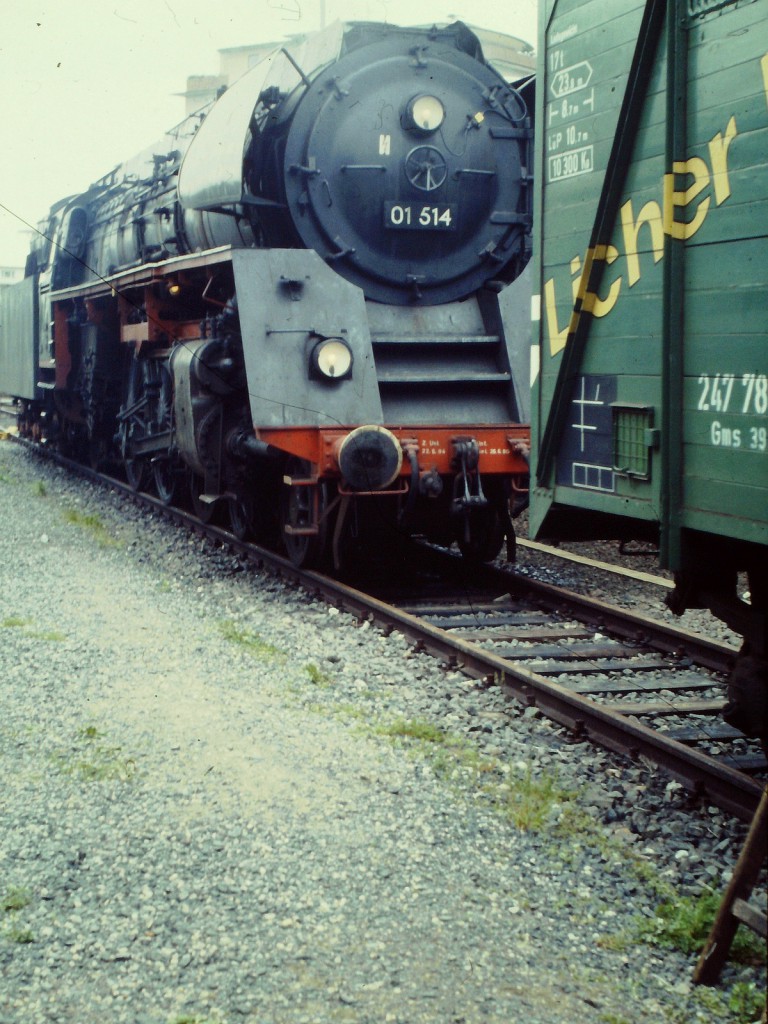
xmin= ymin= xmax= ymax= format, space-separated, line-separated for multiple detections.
xmin=406 ymin=95 xmax=445 ymax=133
xmin=310 ymin=337 xmax=353 ymax=381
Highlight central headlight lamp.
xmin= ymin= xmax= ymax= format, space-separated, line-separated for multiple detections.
xmin=405 ymin=95 xmax=445 ymax=133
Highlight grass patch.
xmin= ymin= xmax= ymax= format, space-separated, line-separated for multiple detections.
xmin=53 ymin=724 xmax=136 ymax=783
xmin=2 ymin=885 xmax=34 ymax=945
xmin=378 ymin=717 xmax=448 ymax=744
xmin=549 ymin=805 xmax=766 ymax=977
xmin=661 ymin=982 xmax=768 ymax=1024
xmin=1 ymin=616 xmax=65 ymax=641
xmin=33 ymin=480 xmax=47 ymax=496
xmin=375 ymin=717 xmax=498 ymax=788
xmin=723 ymin=981 xmax=767 ymax=1024
xmin=33 ymin=628 xmax=67 ymax=641
xmin=305 ymin=662 xmax=334 ymax=687
xmin=218 ymin=620 xmax=284 ymax=660
xmin=169 ymin=1013 xmax=229 ymax=1024
xmin=302 ymin=700 xmax=370 ymax=725
xmin=169 ymin=1016 xmax=225 ymax=1024
xmin=62 ymin=507 xmax=118 ymax=546
xmin=4 ymin=922 xmax=34 ymax=944
xmin=636 ymin=887 xmax=766 ymax=965
xmin=332 ymin=702 xmax=369 ymax=722
xmin=496 ymin=765 xmax=576 ymax=831
xmin=2 ymin=616 xmax=30 ymax=629
xmin=2 ymin=886 xmax=31 ymax=913
xmin=375 ymin=720 xmax=573 ymax=830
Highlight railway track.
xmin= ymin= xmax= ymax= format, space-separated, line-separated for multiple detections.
xmin=7 ymin=434 xmax=766 ymax=823
xmin=331 ymin=555 xmax=764 ymax=822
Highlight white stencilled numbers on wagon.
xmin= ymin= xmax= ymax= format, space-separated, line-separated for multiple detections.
xmin=697 ymin=374 xmax=768 ymax=415
xmin=697 ymin=374 xmax=735 ymax=412
xmin=741 ymin=374 xmax=768 ymax=415
xmin=709 ymin=423 xmax=768 ymax=451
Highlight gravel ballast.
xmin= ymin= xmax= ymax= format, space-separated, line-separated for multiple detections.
xmin=0 ymin=440 xmax=765 ymax=1024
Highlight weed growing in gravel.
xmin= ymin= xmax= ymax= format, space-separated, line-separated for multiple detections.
xmin=33 ymin=480 xmax=47 ymax=496
xmin=170 ymin=1015 xmax=226 ymax=1024
xmin=2 ymin=887 xmax=34 ymax=946
xmin=376 ymin=717 xmax=497 ymax=786
xmin=36 ymin=627 xmax=67 ymax=641
xmin=4 ymin=922 xmax=34 ymax=944
xmin=2 ymin=886 xmax=31 ymax=912
xmin=723 ymin=981 xmax=767 ymax=1023
xmin=305 ymin=662 xmax=334 ymax=687
xmin=379 ymin=717 xmax=448 ymax=744
xmin=1 ymin=616 xmax=66 ymax=641
xmin=218 ymin=619 xmax=284 ymax=660
xmin=578 ymin=961 xmax=763 ymax=1024
xmin=660 ymin=982 xmax=767 ymax=1024
xmin=333 ymin=702 xmax=369 ymax=721
xmin=375 ymin=720 xmax=579 ymax=822
xmin=497 ymin=764 xmax=576 ymax=831
xmin=1 ymin=616 xmax=30 ymax=629
xmin=62 ymin=507 xmax=118 ymax=547
xmin=635 ymin=887 xmax=766 ymax=965
xmin=52 ymin=725 xmax=137 ymax=782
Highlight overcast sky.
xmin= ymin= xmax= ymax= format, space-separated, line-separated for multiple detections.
xmin=0 ymin=0 xmax=537 ymax=266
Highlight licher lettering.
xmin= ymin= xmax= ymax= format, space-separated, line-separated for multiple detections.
xmin=543 ymin=113 xmax=740 ymax=357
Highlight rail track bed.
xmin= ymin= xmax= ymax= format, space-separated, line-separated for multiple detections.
xmin=8 ymin=431 xmax=764 ymax=824
xmin=397 ymin=599 xmax=762 ymax=815
xmin=348 ymin=550 xmax=766 ymax=823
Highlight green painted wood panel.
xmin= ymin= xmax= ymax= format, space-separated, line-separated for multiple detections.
xmin=532 ymin=0 xmax=767 ymax=551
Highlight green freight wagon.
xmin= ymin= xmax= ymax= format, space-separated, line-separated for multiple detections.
xmin=530 ymin=0 xmax=767 ymax=738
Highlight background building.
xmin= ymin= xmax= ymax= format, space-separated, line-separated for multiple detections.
xmin=180 ymin=25 xmax=534 ymax=115
xmin=0 ymin=267 xmax=23 ymax=290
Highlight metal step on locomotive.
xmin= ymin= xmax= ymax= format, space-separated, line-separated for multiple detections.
xmin=0 ymin=20 xmax=534 ymax=572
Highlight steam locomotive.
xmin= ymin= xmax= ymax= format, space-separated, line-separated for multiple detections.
xmin=0 ymin=20 xmax=533 ymax=570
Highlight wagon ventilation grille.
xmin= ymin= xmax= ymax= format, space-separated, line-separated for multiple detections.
xmin=612 ymin=405 xmax=656 ymax=480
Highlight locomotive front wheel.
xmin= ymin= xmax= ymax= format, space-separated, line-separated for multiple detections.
xmin=152 ymin=458 xmax=181 ymax=506
xmin=150 ymin=366 xmax=178 ymax=505
xmin=280 ymin=458 xmax=329 ymax=569
xmin=124 ymin=455 xmax=150 ymax=492
xmin=228 ymin=492 xmax=258 ymax=542
xmin=121 ymin=352 xmax=153 ymax=492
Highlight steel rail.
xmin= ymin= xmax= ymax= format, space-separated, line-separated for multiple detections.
xmin=516 ymin=537 xmax=673 ymax=590
xmin=476 ymin=561 xmax=738 ymax=676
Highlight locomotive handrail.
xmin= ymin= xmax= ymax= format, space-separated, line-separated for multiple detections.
xmin=48 ymin=246 xmax=236 ymax=301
